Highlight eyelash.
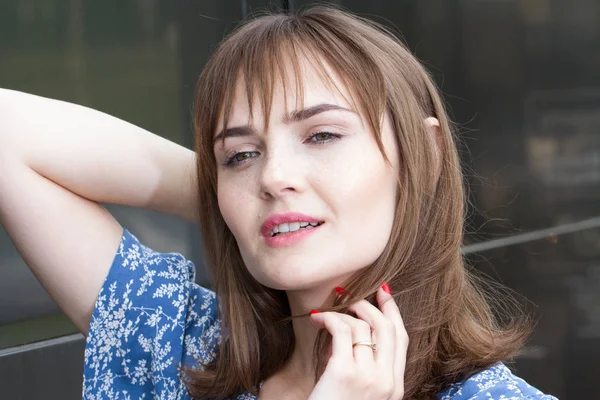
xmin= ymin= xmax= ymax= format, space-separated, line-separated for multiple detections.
xmin=222 ymin=131 xmax=342 ymax=167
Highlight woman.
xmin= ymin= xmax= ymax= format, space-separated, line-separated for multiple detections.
xmin=0 ymin=5 xmax=557 ymax=400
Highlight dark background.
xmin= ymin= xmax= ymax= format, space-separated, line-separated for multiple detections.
xmin=1 ymin=0 xmax=599 ymax=398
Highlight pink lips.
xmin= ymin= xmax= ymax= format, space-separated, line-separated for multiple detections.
xmin=261 ymin=212 xmax=324 ymax=248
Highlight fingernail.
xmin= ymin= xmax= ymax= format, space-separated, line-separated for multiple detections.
xmin=382 ymin=282 xmax=392 ymax=295
xmin=334 ymin=286 xmax=347 ymax=295
xmin=310 ymin=309 xmax=320 ymax=315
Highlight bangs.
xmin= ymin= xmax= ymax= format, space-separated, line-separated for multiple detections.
xmin=200 ymin=10 xmax=389 ymax=154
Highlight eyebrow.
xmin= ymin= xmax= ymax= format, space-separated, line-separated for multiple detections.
xmin=213 ymin=103 xmax=356 ymax=144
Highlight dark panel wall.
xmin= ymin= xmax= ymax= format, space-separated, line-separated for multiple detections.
xmin=0 ymin=335 xmax=85 ymax=399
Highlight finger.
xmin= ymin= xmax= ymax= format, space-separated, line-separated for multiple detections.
xmin=348 ymin=299 xmax=395 ymax=368
xmin=337 ymin=313 xmax=375 ymax=364
xmin=310 ymin=311 xmax=354 ymax=365
xmin=311 ymin=312 xmax=375 ymax=365
xmin=377 ymin=284 xmax=408 ymax=397
xmin=377 ymin=284 xmax=408 ymax=352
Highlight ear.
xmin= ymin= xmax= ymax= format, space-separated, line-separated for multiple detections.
xmin=424 ymin=117 xmax=443 ymax=188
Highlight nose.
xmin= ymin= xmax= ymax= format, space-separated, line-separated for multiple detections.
xmin=259 ymin=147 xmax=305 ymax=200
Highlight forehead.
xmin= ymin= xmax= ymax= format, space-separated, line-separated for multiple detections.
xmin=219 ymin=54 xmax=356 ymax=128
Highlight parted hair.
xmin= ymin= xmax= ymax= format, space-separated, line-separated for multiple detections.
xmin=188 ymin=5 xmax=530 ymax=399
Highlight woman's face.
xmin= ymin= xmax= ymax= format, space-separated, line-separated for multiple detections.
xmin=214 ymin=61 xmax=400 ymax=291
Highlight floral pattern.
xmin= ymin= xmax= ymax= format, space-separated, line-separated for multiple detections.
xmin=82 ymin=229 xmax=558 ymax=399
xmin=437 ymin=363 xmax=557 ymax=399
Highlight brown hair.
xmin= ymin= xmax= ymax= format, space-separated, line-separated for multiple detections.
xmin=188 ymin=5 xmax=530 ymax=399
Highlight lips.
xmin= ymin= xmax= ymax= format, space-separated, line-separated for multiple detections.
xmin=261 ymin=212 xmax=324 ymax=238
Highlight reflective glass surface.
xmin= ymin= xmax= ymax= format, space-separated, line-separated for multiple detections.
xmin=467 ymin=229 xmax=600 ymax=398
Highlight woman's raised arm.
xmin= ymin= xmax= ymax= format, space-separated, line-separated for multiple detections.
xmin=0 ymin=88 xmax=198 ymax=335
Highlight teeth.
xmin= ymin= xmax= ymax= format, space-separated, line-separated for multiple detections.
xmin=271 ymin=221 xmax=321 ymax=236
xmin=279 ymin=223 xmax=290 ymax=233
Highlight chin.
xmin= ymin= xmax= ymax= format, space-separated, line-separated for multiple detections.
xmin=246 ymin=259 xmax=357 ymax=292
xmin=251 ymin=268 xmax=327 ymax=291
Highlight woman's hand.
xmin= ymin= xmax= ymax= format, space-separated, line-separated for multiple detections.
xmin=307 ymin=284 xmax=408 ymax=400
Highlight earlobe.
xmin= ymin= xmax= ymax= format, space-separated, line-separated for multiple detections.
xmin=424 ymin=117 xmax=440 ymax=129
xmin=424 ymin=116 xmax=442 ymax=156
xmin=424 ymin=117 xmax=443 ymax=188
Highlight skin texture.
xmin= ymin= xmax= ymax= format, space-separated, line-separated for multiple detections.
xmin=213 ymin=60 xmax=409 ymax=399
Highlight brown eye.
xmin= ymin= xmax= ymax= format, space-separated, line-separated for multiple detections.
xmin=223 ymin=151 xmax=259 ymax=167
xmin=234 ymin=152 xmax=254 ymax=161
xmin=308 ymin=131 xmax=340 ymax=144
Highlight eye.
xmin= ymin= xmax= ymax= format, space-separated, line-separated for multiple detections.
xmin=307 ymin=131 xmax=341 ymax=144
xmin=223 ymin=151 xmax=259 ymax=167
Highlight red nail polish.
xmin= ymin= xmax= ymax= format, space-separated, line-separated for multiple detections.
xmin=310 ymin=309 xmax=320 ymax=315
xmin=334 ymin=286 xmax=347 ymax=295
xmin=382 ymin=282 xmax=392 ymax=294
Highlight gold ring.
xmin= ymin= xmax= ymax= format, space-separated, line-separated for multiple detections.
xmin=352 ymin=341 xmax=377 ymax=352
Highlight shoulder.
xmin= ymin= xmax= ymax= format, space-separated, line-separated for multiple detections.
xmin=437 ymin=363 xmax=558 ymax=400
xmin=83 ymin=229 xmax=222 ymax=399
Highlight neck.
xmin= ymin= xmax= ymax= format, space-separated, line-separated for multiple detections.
xmin=283 ymin=279 xmax=345 ymax=378
xmin=260 ymin=277 xmax=355 ymax=398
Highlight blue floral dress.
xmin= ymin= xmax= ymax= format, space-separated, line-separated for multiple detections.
xmin=82 ymin=229 xmax=558 ymax=399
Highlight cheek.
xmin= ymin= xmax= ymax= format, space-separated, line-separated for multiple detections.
xmin=217 ymin=179 xmax=251 ymax=240
xmin=324 ymin=140 xmax=398 ymax=263
xmin=323 ymin=140 xmax=398 ymax=212
xmin=345 ymin=173 xmax=397 ymax=249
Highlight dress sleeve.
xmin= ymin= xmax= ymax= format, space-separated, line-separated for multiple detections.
xmin=437 ymin=363 xmax=559 ymax=400
xmin=82 ymin=229 xmax=221 ymax=400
